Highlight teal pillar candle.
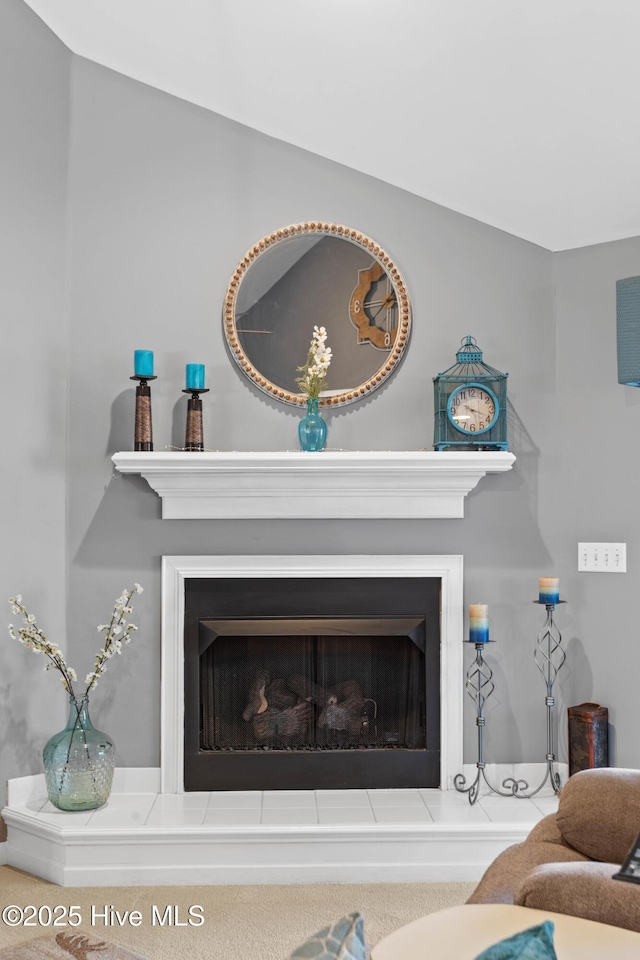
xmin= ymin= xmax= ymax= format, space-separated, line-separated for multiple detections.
xmin=469 ymin=603 xmax=489 ymax=643
xmin=186 ymin=363 xmax=205 ymax=390
xmin=539 ymin=577 xmax=559 ymax=604
xmin=134 ymin=350 xmax=154 ymax=378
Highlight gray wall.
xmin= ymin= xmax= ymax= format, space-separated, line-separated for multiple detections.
xmin=553 ymin=238 xmax=640 ymax=769
xmin=63 ymin=57 xmax=557 ymax=773
xmin=4 ymin=2 xmax=640 ymax=829
xmin=0 ymin=0 xmax=70 ymax=838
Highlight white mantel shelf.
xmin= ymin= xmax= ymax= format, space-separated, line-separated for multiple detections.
xmin=112 ymin=450 xmax=515 ymax=519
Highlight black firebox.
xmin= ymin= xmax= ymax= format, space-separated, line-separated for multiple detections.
xmin=184 ymin=577 xmax=440 ymax=790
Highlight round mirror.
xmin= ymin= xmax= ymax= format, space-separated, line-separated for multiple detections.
xmin=223 ymin=222 xmax=411 ymax=406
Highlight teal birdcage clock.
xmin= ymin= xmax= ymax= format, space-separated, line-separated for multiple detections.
xmin=433 ymin=336 xmax=508 ymax=450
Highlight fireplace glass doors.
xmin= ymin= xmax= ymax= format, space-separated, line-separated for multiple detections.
xmin=184 ymin=578 xmax=440 ymax=790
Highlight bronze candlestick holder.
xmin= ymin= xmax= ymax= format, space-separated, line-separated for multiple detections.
xmin=183 ymin=388 xmax=209 ymax=451
xmin=131 ymin=375 xmax=157 ymax=451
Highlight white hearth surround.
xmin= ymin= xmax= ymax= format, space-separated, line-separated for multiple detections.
xmin=161 ymin=554 xmax=464 ymax=794
xmin=3 ymin=552 xmax=565 ymax=886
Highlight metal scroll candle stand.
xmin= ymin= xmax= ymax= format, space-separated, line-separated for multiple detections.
xmin=502 ymin=592 xmax=567 ymax=798
xmin=454 ymin=639 xmax=504 ymax=805
xmin=454 ymin=603 xmax=515 ymax=804
xmin=455 ymin=588 xmax=567 ymax=804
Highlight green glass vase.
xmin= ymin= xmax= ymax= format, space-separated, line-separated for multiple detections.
xmin=43 ymin=696 xmax=115 ymax=811
xmin=298 ymin=397 xmax=327 ymax=451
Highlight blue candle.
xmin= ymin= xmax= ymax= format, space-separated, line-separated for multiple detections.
xmin=186 ymin=363 xmax=205 ymax=390
xmin=469 ymin=604 xmax=489 ymax=644
xmin=134 ymin=350 xmax=154 ymax=378
xmin=539 ymin=577 xmax=559 ymax=604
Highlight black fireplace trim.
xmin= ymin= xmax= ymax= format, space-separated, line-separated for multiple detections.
xmin=199 ymin=616 xmax=426 ymax=654
xmin=185 ymin=749 xmax=439 ymax=792
xmin=184 ymin=576 xmax=441 ymax=791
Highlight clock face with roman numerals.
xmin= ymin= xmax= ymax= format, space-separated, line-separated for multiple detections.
xmin=447 ymin=383 xmax=499 ymax=435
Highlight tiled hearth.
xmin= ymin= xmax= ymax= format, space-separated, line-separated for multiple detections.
xmin=3 ymin=766 xmax=561 ymax=887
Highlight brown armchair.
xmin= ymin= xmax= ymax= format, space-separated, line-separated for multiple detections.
xmin=467 ymin=767 xmax=640 ymax=932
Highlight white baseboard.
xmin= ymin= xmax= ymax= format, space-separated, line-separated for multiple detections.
xmin=0 ymin=841 xmax=6 ymax=866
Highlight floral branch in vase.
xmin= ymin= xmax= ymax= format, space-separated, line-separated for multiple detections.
xmin=8 ymin=583 xmax=143 ymax=701
xmin=9 ymin=585 xmax=143 ymax=809
xmin=295 ymin=325 xmax=333 ymax=398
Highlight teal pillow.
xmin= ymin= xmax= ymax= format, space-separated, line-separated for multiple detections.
xmin=289 ymin=912 xmax=365 ymax=960
xmin=473 ymin=921 xmax=557 ymax=960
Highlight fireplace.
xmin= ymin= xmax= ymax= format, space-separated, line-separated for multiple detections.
xmin=161 ymin=555 xmax=464 ymax=793
xmin=184 ymin=576 xmax=440 ymax=790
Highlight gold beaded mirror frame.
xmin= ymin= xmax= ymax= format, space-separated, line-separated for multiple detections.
xmin=223 ymin=222 xmax=412 ymax=407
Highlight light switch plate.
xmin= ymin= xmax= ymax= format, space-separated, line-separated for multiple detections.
xmin=578 ymin=542 xmax=627 ymax=572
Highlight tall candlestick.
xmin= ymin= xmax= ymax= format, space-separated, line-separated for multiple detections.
xmin=502 ymin=592 xmax=567 ymax=798
xmin=134 ymin=350 xmax=154 ymax=378
xmin=182 ymin=377 xmax=209 ymax=452
xmin=539 ymin=577 xmax=559 ymax=605
xmin=130 ymin=353 xmax=156 ymax=452
xmin=469 ymin=603 xmax=489 ymax=644
xmin=186 ymin=363 xmax=205 ymax=391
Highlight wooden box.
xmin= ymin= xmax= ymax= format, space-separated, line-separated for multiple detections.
xmin=568 ymin=702 xmax=608 ymax=776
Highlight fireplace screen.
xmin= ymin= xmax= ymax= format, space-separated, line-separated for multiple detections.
xmin=199 ymin=620 xmax=426 ymax=754
xmin=183 ymin=577 xmax=440 ymax=790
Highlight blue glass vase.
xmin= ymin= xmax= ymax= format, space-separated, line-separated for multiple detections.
xmin=43 ymin=696 xmax=115 ymax=811
xmin=298 ymin=397 xmax=327 ymax=451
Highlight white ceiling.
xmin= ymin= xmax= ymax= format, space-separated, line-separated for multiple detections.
xmin=20 ymin=0 xmax=640 ymax=251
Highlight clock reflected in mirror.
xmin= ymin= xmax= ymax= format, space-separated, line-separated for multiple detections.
xmin=349 ymin=261 xmax=398 ymax=350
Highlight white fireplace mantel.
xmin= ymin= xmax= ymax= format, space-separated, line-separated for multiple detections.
xmin=111 ymin=450 xmax=515 ymax=519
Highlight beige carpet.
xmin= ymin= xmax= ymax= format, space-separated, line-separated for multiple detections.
xmin=0 ymin=867 xmax=475 ymax=959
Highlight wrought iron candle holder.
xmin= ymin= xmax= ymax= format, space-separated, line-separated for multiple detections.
xmin=131 ymin=375 xmax=157 ymax=451
xmin=454 ymin=641 xmax=512 ymax=805
xmin=502 ymin=601 xmax=567 ymax=799
xmin=183 ymin=388 xmax=209 ymax=452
